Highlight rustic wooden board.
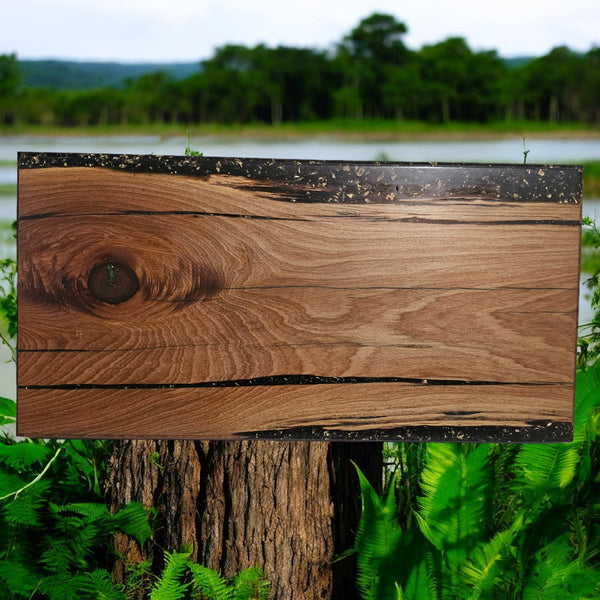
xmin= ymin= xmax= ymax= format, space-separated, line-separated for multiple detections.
xmin=17 ymin=153 xmax=582 ymax=441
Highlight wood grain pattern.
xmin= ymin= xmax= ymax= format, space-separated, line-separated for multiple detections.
xmin=17 ymin=153 xmax=582 ymax=441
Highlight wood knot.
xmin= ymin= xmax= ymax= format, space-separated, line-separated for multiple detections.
xmin=87 ymin=261 xmax=139 ymax=304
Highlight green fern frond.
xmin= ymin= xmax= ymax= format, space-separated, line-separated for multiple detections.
xmin=0 ymin=441 xmax=52 ymax=469
xmin=232 ymin=567 xmax=270 ymax=600
xmin=58 ymin=439 xmax=108 ymax=496
xmin=0 ymin=560 xmax=39 ymax=597
xmin=572 ymin=363 xmax=600 ymax=485
xmin=401 ymin=550 xmax=440 ymax=600
xmin=40 ymin=573 xmax=87 ymax=600
xmin=150 ymin=550 xmax=192 ymax=600
xmin=521 ymin=534 xmax=600 ymax=599
xmin=112 ymin=501 xmax=153 ymax=546
xmin=77 ymin=569 xmax=127 ymax=600
xmin=189 ymin=563 xmax=232 ymax=600
xmin=50 ymin=501 xmax=110 ymax=519
xmin=417 ymin=444 xmax=491 ymax=561
xmin=461 ymin=512 xmax=524 ymax=599
xmin=40 ymin=540 xmax=73 ymax=573
xmin=3 ymin=489 xmax=47 ymax=525
xmin=573 ymin=363 xmax=600 ymax=444
xmin=513 ymin=444 xmax=580 ymax=496
xmin=544 ymin=565 xmax=600 ymax=599
xmin=354 ymin=463 xmax=404 ymax=599
xmin=0 ymin=469 xmax=28 ymax=499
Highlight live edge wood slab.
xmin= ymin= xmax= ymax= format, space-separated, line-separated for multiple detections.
xmin=17 ymin=152 xmax=582 ymax=442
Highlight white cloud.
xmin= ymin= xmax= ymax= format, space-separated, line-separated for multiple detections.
xmin=1 ymin=0 xmax=598 ymax=62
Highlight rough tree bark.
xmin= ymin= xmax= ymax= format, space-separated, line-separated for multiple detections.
xmin=107 ymin=440 xmax=382 ymax=600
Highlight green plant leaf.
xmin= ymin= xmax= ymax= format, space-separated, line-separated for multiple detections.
xmin=150 ymin=550 xmax=191 ymax=600
xmin=574 ymin=362 xmax=600 ymax=444
xmin=521 ymin=534 xmax=600 ymax=599
xmin=112 ymin=501 xmax=153 ymax=546
xmin=0 ymin=469 xmax=28 ymax=499
xmin=232 ymin=567 xmax=270 ymax=600
xmin=461 ymin=512 xmax=524 ymax=599
xmin=3 ymin=487 xmax=48 ymax=525
xmin=0 ymin=441 xmax=52 ymax=469
xmin=417 ymin=444 xmax=491 ymax=558
xmin=189 ymin=563 xmax=232 ymax=600
xmin=0 ymin=560 xmax=40 ymax=597
xmin=40 ymin=573 xmax=87 ymax=600
xmin=401 ymin=551 xmax=440 ymax=600
xmin=0 ymin=397 xmax=16 ymax=422
xmin=77 ymin=569 xmax=127 ymax=600
xmin=354 ymin=463 xmax=406 ymax=600
xmin=0 ymin=258 xmax=17 ymax=340
xmin=513 ymin=444 xmax=579 ymax=496
xmin=50 ymin=501 xmax=111 ymax=519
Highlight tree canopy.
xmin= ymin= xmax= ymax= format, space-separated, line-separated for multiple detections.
xmin=1 ymin=13 xmax=599 ymax=128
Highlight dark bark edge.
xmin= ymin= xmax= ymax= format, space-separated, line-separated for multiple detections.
xmin=236 ymin=421 xmax=573 ymax=443
xmin=18 ymin=151 xmax=583 ymax=204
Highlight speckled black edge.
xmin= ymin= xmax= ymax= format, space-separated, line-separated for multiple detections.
xmin=17 ymin=151 xmax=583 ymax=204
xmin=234 ymin=422 xmax=573 ymax=443
xmin=27 ymin=422 xmax=571 ymax=443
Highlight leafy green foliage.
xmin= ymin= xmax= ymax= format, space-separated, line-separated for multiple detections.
xmin=184 ymin=130 xmax=203 ymax=157
xmin=355 ymin=364 xmax=600 ymax=599
xmin=418 ymin=445 xmax=490 ymax=555
xmin=150 ymin=551 xmax=191 ymax=600
xmin=148 ymin=550 xmax=270 ymax=600
xmin=229 ymin=567 xmax=270 ymax=600
xmin=0 ymin=396 xmax=16 ymax=427
xmin=0 ymin=434 xmax=151 ymax=599
xmin=0 ymin=427 xmax=271 ymax=598
xmin=354 ymin=465 xmax=404 ymax=599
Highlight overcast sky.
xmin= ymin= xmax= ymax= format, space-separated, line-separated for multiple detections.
xmin=2 ymin=0 xmax=599 ymax=63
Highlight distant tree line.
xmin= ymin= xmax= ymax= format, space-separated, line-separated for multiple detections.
xmin=1 ymin=13 xmax=599 ymax=127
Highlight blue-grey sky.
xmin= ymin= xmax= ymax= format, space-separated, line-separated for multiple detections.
xmin=2 ymin=0 xmax=599 ymax=63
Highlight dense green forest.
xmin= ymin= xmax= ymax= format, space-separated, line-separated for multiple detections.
xmin=1 ymin=13 xmax=599 ymax=129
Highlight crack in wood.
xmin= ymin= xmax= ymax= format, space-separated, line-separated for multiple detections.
xmin=18 ymin=374 xmax=571 ymax=390
xmin=18 ymin=210 xmax=581 ymax=227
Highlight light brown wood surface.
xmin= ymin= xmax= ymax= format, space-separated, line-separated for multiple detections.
xmin=17 ymin=155 xmax=582 ymax=441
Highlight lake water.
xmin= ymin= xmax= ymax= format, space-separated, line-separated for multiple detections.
xmin=3 ymin=133 xmax=600 ymax=169
xmin=1 ymin=134 xmax=600 ymax=407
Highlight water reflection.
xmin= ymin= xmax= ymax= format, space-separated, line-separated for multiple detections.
xmin=2 ymin=134 xmax=600 ymax=177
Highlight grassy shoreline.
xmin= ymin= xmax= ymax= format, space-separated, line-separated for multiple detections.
xmin=3 ymin=119 xmax=600 ymax=141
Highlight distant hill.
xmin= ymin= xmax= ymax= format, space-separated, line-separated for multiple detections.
xmin=19 ymin=59 xmax=201 ymax=90
xmin=18 ymin=56 xmax=534 ymax=91
xmin=503 ymin=56 xmax=535 ymax=69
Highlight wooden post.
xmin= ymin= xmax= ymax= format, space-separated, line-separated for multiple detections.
xmin=17 ymin=153 xmax=582 ymax=442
